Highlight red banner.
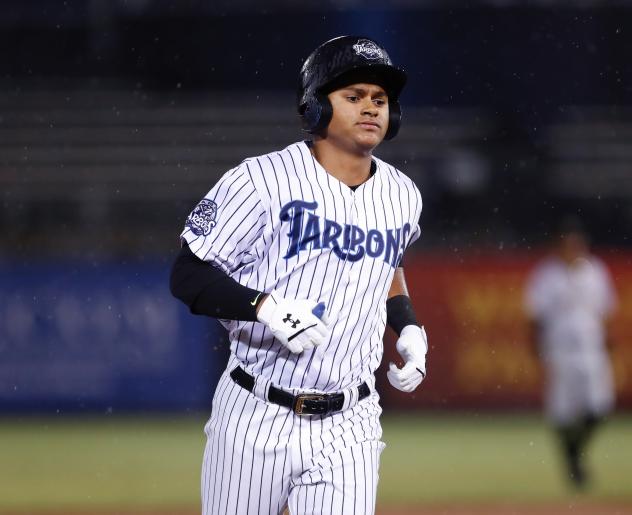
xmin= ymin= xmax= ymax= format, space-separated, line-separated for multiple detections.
xmin=379 ymin=251 xmax=632 ymax=411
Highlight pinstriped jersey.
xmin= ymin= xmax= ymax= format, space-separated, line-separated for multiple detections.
xmin=181 ymin=141 xmax=422 ymax=392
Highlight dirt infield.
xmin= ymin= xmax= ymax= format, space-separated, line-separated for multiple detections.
xmin=382 ymin=502 xmax=632 ymax=515
xmin=4 ymin=503 xmax=631 ymax=515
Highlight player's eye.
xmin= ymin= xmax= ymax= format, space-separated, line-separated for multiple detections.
xmin=347 ymin=95 xmax=359 ymax=102
xmin=374 ymin=98 xmax=386 ymax=107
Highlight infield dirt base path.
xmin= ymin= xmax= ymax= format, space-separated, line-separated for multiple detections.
xmin=382 ymin=503 xmax=632 ymax=515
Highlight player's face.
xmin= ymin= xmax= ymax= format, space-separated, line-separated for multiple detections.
xmin=559 ymin=232 xmax=588 ymax=263
xmin=326 ymin=83 xmax=389 ymax=153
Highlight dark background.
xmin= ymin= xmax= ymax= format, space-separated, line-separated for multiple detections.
xmin=1 ymin=0 xmax=631 ymax=413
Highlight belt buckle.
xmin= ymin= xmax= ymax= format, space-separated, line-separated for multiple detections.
xmin=294 ymin=394 xmax=326 ymax=415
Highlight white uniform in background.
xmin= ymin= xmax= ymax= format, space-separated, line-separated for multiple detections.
xmin=524 ymin=255 xmax=616 ymax=424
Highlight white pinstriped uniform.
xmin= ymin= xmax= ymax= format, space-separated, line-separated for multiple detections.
xmin=524 ymin=256 xmax=616 ymax=425
xmin=181 ymin=141 xmax=422 ymax=514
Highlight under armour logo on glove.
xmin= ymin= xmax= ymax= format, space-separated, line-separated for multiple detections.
xmin=257 ymin=290 xmax=331 ymax=354
xmin=283 ymin=315 xmax=300 ymax=328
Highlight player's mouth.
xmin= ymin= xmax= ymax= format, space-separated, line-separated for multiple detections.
xmin=357 ymin=120 xmax=381 ymax=130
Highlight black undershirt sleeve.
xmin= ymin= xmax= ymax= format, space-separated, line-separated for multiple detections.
xmin=386 ymin=294 xmax=420 ymax=336
xmin=169 ymin=243 xmax=264 ymax=321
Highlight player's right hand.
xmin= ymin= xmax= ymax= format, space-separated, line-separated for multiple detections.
xmin=256 ymin=290 xmax=330 ymax=353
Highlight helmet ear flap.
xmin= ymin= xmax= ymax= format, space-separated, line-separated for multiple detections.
xmin=384 ymin=99 xmax=401 ymax=141
xmin=300 ymin=91 xmax=333 ymax=135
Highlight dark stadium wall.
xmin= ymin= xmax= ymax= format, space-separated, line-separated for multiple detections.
xmin=1 ymin=8 xmax=630 ymax=113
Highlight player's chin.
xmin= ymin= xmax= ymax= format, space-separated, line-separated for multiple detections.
xmin=353 ymin=128 xmax=385 ymax=149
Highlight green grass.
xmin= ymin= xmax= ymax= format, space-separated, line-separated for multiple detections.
xmin=378 ymin=413 xmax=632 ymax=505
xmin=0 ymin=416 xmax=205 ymax=511
xmin=0 ymin=413 xmax=630 ymax=512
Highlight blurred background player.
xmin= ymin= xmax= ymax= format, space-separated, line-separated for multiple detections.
xmin=524 ymin=217 xmax=617 ymax=488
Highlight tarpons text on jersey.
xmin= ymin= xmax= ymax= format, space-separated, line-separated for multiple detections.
xmin=280 ymin=200 xmax=410 ymax=267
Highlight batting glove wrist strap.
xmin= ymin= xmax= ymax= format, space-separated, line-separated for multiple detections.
xmin=257 ymin=290 xmax=330 ymax=354
xmin=398 ymin=325 xmax=428 ymax=356
xmin=387 ymin=325 xmax=428 ymax=393
xmin=386 ymin=294 xmax=420 ymax=336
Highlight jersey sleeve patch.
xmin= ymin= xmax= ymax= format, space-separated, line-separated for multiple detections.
xmin=185 ymin=199 xmax=218 ymax=236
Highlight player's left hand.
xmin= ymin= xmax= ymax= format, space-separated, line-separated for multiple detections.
xmin=387 ymin=325 xmax=428 ymax=393
xmin=256 ymin=290 xmax=330 ymax=354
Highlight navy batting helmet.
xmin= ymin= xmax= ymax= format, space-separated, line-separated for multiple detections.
xmin=298 ymin=36 xmax=407 ymax=141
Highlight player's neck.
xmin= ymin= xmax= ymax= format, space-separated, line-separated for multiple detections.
xmin=310 ymin=138 xmax=374 ymax=187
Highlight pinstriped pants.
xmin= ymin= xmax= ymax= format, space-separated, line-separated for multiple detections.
xmin=201 ymin=368 xmax=385 ymax=515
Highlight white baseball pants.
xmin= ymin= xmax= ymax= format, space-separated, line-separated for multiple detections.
xmin=201 ymin=367 xmax=385 ymax=515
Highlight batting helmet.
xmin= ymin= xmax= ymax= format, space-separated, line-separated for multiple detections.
xmin=298 ymin=36 xmax=407 ymax=141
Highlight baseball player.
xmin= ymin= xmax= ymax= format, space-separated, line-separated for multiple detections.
xmin=524 ymin=218 xmax=617 ymax=488
xmin=170 ymin=36 xmax=427 ymax=514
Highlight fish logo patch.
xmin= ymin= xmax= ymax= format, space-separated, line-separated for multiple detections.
xmin=186 ymin=199 xmax=218 ymax=236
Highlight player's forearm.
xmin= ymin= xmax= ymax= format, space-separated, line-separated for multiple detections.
xmin=386 ymin=294 xmax=420 ymax=335
xmin=169 ymin=243 xmax=264 ymax=321
xmin=527 ymin=319 xmax=543 ymax=358
xmin=603 ymin=316 xmax=615 ymax=351
xmin=386 ymin=267 xmax=420 ymax=335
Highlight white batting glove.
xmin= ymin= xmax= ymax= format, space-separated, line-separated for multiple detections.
xmin=387 ymin=325 xmax=428 ymax=393
xmin=256 ymin=290 xmax=330 ymax=354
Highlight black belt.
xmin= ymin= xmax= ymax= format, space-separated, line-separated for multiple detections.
xmin=230 ymin=366 xmax=370 ymax=416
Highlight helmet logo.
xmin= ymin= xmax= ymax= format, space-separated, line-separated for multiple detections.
xmin=352 ymin=39 xmax=384 ymax=60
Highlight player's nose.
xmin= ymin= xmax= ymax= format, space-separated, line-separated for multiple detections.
xmin=360 ymin=98 xmax=378 ymax=115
